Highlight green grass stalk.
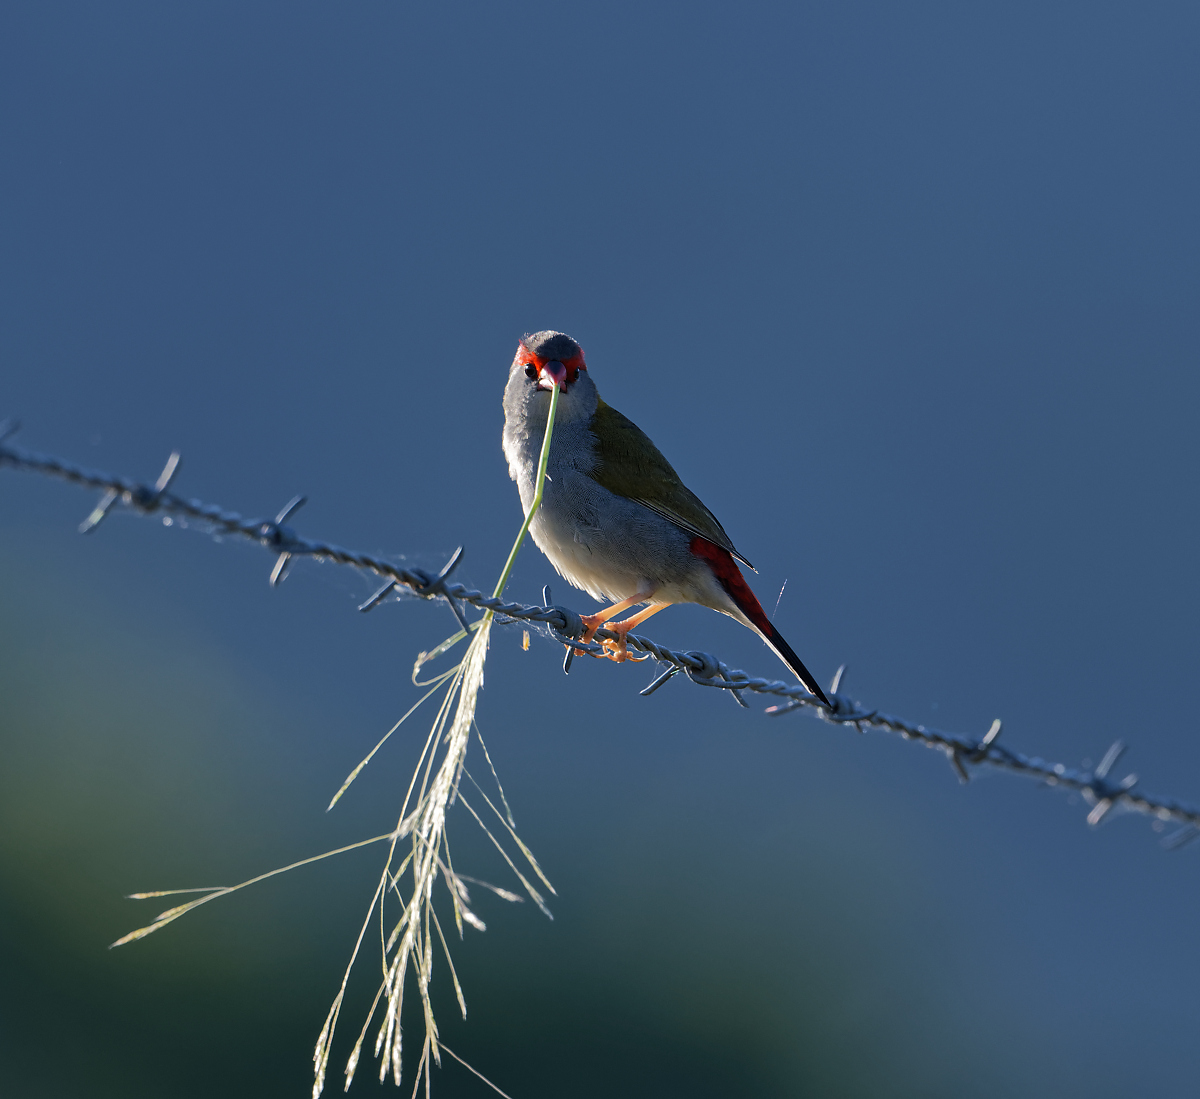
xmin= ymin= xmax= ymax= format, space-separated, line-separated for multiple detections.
xmin=491 ymin=382 xmax=560 ymax=601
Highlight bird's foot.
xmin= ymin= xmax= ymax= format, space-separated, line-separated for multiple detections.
xmin=577 ymin=613 xmax=607 ymax=647
xmin=597 ymin=619 xmax=636 ymax=663
xmin=568 ymin=598 xmax=663 ymax=665
xmin=568 ymin=613 xmax=635 ymax=662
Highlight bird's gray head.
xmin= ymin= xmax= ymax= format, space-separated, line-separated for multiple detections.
xmin=514 ymin=331 xmax=586 ymax=390
xmin=503 ymin=329 xmax=598 ymax=433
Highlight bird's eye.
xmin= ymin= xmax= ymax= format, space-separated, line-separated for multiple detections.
xmin=524 ymin=363 xmax=538 ymax=379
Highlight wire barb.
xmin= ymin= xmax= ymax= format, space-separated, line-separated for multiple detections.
xmin=948 ymin=718 xmax=1005 ymax=784
xmin=640 ymin=665 xmax=679 ymax=696
xmin=266 ymin=495 xmax=307 ymax=585
xmin=541 ymin=587 xmax=583 ymax=675
xmin=408 ymin=547 xmax=472 ymax=634
xmin=153 ymin=451 xmax=182 ymax=495
xmin=78 ymin=449 xmax=182 ymax=534
xmin=1084 ymin=741 xmax=1139 ymax=826
xmin=78 ymin=489 xmax=120 ymax=534
xmin=359 ymin=578 xmax=399 ymax=613
xmin=5 ymin=427 xmax=1200 ymax=839
xmin=1162 ymin=825 xmax=1200 ymax=851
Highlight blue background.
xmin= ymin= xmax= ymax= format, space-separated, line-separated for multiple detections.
xmin=2 ymin=3 xmax=1198 ymax=1096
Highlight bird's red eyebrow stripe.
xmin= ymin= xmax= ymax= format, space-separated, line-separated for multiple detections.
xmin=688 ymin=536 xmax=771 ymax=635
xmin=516 ymin=342 xmax=586 ymax=379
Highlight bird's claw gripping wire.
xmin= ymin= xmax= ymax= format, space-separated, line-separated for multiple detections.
xmin=578 ymin=615 xmax=633 ymax=664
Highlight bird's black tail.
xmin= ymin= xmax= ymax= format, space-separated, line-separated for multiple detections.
xmin=758 ymin=622 xmax=831 ymax=707
xmin=690 ymin=536 xmax=830 ymax=707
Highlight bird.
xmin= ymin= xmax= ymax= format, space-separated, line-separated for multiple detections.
xmin=501 ymin=329 xmax=829 ymax=706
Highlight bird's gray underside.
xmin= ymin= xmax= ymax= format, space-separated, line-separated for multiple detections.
xmin=502 ymin=372 xmax=743 ymax=619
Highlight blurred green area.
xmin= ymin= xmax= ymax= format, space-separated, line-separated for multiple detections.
xmin=0 ymin=544 xmax=1039 ymax=1097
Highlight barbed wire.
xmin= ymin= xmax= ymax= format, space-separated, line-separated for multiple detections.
xmin=3 ymin=418 xmax=1198 ymax=846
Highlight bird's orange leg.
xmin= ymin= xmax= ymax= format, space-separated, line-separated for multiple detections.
xmin=596 ymin=602 xmax=669 ymax=663
xmin=578 ymin=593 xmax=654 ymax=647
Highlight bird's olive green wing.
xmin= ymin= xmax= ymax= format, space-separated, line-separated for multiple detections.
xmin=588 ymin=398 xmax=754 ymax=569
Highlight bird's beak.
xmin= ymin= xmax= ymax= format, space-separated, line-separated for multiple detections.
xmin=538 ymin=360 xmax=568 ymax=391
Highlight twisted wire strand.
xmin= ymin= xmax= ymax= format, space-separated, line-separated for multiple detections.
xmin=4 ymin=426 xmax=1198 ymax=839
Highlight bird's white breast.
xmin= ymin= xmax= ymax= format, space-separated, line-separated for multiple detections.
xmin=501 ymin=369 xmax=731 ymax=612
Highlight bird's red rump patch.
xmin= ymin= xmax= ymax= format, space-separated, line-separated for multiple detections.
xmin=516 ymin=341 xmax=586 ymax=385
xmin=689 ymin=536 xmax=772 ymax=635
